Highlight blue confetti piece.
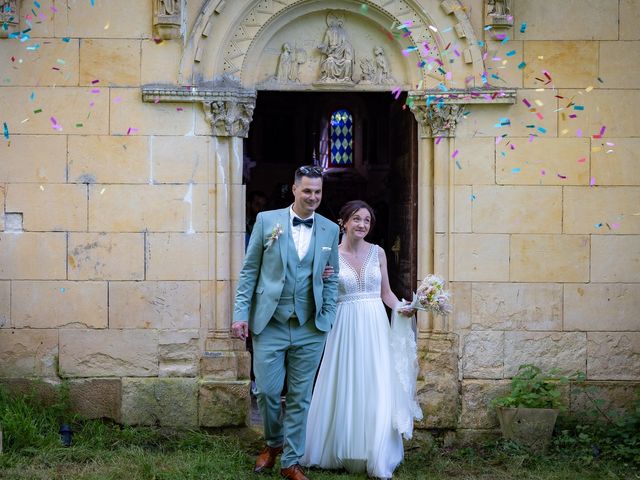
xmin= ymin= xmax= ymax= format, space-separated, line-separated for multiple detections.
xmin=520 ymin=22 xmax=527 ymax=33
xmin=34 ymin=1 xmax=40 ymax=8
xmin=62 ymin=37 xmax=70 ymax=42
xmin=501 ymin=35 xmax=510 ymax=44
xmin=29 ymin=91 xmax=35 ymax=101
xmin=537 ymin=126 xmax=547 ymax=134
xmin=470 ymin=195 xmax=477 ymax=201
xmin=60 ymin=287 xmax=66 ymax=293
xmin=506 ymin=50 xmax=516 ymax=57
xmin=455 ymin=160 xmax=462 ymax=170
xmin=573 ymin=105 xmax=584 ymax=110
xmin=3 ymin=122 xmax=9 ymax=139
xmin=512 ymin=167 xmax=521 ymax=173
xmin=90 ymin=0 xmax=94 ymax=5
xmin=517 ymin=62 xmax=526 ymax=69
xmin=594 ymin=223 xmax=603 ymax=229
xmin=26 ymin=43 xmax=40 ymax=50
xmin=437 ymin=83 xmax=448 ymax=92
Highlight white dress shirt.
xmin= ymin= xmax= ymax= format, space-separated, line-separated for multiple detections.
xmin=289 ymin=206 xmax=315 ymax=260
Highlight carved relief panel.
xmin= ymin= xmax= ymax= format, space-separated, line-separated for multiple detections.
xmin=154 ymin=0 xmax=182 ymax=40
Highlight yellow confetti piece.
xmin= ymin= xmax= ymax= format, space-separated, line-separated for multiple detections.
xmin=39 ymin=185 xmax=44 ymax=191
xmin=560 ymin=128 xmax=569 ymax=135
xmin=104 ymin=22 xmax=110 ymax=30
xmin=585 ymin=86 xmax=593 ymax=92
xmin=592 ymin=146 xmax=602 ymax=152
xmin=100 ymin=188 xmax=106 ymax=195
xmin=534 ymin=99 xmax=544 ymax=107
xmin=537 ymin=55 xmax=544 ymax=60
xmin=535 ymin=88 xmax=544 ymax=92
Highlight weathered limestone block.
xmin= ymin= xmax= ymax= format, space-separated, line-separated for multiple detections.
xmin=109 ymin=281 xmax=200 ymax=329
xmin=146 ymin=233 xmax=212 ymax=280
xmin=5 ymin=184 xmax=88 ymax=231
xmin=0 ymin=378 xmax=61 ymax=407
xmin=453 ymin=138 xmax=495 ymax=185
xmin=450 ymin=282 xmax=472 ymax=331
xmin=484 ymin=38 xmax=523 ymax=88
xmin=110 ymin=88 xmax=193 ymax=136
xmin=565 ymin=284 xmax=640 ymax=331
xmin=141 ymin=39 xmax=183 ymax=85
xmin=69 ymin=378 xmax=122 ymax=421
xmin=68 ymin=233 xmax=145 ymax=281
xmin=68 ymin=135 xmax=149 ymax=184
xmin=510 ymin=234 xmax=589 ymax=282
xmin=588 ymin=333 xmax=640 ymax=380
xmin=0 ymin=87 xmax=109 ymax=135
xmin=0 ymin=233 xmax=66 ymax=280
xmin=151 ymin=136 xmax=211 ymax=184
xmin=415 ymin=377 xmax=459 ymax=429
xmin=513 ymin=0 xmax=618 ymax=40
xmin=12 ymin=281 xmax=107 ymax=328
xmin=80 ymin=39 xmax=141 ymax=86
xmin=591 ymin=236 xmax=640 ymax=282
xmin=563 ymin=187 xmax=640 ymax=234
xmin=59 ymin=329 xmax=159 ymax=377
xmin=88 ymin=184 xmax=209 ymax=232
xmin=199 ymin=380 xmax=250 ymax=427
xmin=570 ymin=381 xmax=640 ymax=419
xmin=621 ymin=0 xmax=640 ymax=40
xmin=1 ymin=136 xmax=67 ymax=183
xmin=201 ymin=351 xmax=251 ymax=380
xmin=0 ymin=281 xmax=9 ymax=328
xmin=159 ymin=329 xmax=200 ymax=377
xmin=505 ymin=332 xmax=587 ymax=376
xmin=454 ymin=186 xmax=472 ymax=233
xmin=453 ymin=234 xmax=509 ymax=282
xmin=459 ymin=380 xmax=510 ymax=429
xmin=470 ymin=283 xmax=562 ymax=331
xmin=0 ymin=329 xmax=58 ymax=377
xmin=54 ymin=0 xmax=152 ymax=38
xmin=456 ymin=90 xmax=557 ymax=138
xmin=121 ymin=378 xmax=198 ymax=427
xmin=592 ymin=138 xmax=640 ymax=186
xmin=419 ymin=333 xmax=459 ymax=380
xmin=0 ymin=38 xmax=79 ymax=86
xmin=496 ymin=138 xmax=590 ymax=186
xmin=524 ymin=41 xmax=598 ymax=88
xmin=558 ymin=90 xmax=640 ymax=138
xmin=472 ymin=186 xmax=562 ymax=234
xmin=599 ymin=42 xmax=640 ymax=89
xmin=461 ymin=331 xmax=504 ymax=379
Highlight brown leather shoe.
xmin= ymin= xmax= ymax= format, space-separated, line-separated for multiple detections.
xmin=280 ymin=464 xmax=309 ymax=480
xmin=254 ymin=445 xmax=283 ymax=473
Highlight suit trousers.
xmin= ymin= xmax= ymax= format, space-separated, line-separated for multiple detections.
xmin=252 ymin=316 xmax=327 ymax=468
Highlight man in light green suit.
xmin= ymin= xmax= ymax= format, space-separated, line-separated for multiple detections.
xmin=232 ymin=166 xmax=340 ymax=480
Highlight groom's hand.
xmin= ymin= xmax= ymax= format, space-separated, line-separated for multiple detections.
xmin=231 ymin=321 xmax=249 ymax=341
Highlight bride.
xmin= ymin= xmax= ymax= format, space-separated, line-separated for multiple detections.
xmin=302 ymin=200 xmax=422 ymax=479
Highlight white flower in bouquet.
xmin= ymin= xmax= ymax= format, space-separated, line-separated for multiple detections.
xmin=410 ymin=274 xmax=452 ymax=316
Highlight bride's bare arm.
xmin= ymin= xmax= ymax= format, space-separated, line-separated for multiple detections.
xmin=378 ymin=246 xmax=402 ymax=308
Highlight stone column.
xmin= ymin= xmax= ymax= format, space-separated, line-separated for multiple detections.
xmin=141 ymin=77 xmax=256 ymax=427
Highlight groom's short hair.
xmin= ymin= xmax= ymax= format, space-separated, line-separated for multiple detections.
xmin=294 ymin=165 xmax=323 ymax=184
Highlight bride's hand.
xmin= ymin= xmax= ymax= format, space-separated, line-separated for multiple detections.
xmin=396 ymin=301 xmax=416 ymax=316
xmin=322 ymin=265 xmax=335 ymax=280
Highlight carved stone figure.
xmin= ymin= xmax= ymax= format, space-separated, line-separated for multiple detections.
xmin=485 ymin=0 xmax=513 ymax=28
xmin=204 ymin=99 xmax=255 ymax=138
xmin=0 ymin=0 xmax=18 ymax=38
xmin=359 ymin=46 xmax=394 ymax=85
xmin=317 ymin=13 xmax=354 ymax=84
xmin=277 ymin=43 xmax=293 ymax=83
xmin=154 ymin=0 xmax=181 ymax=40
xmin=289 ymin=46 xmax=307 ymax=83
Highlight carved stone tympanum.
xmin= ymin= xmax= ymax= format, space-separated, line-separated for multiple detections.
xmin=0 ymin=0 xmax=19 ymax=38
xmin=154 ymin=0 xmax=182 ymax=40
xmin=316 ymin=12 xmax=355 ymax=85
xmin=276 ymin=43 xmax=307 ymax=84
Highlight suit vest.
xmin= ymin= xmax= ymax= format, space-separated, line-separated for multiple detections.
xmin=272 ymin=226 xmax=316 ymax=324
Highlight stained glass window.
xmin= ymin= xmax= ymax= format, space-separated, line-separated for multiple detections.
xmin=330 ymin=109 xmax=353 ymax=166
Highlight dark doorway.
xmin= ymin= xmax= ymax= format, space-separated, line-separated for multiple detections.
xmin=243 ymin=91 xmax=418 ymax=300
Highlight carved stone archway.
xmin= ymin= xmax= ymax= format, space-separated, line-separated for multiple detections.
xmin=142 ymin=0 xmax=516 ymax=429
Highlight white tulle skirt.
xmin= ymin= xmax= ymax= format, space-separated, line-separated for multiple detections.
xmin=302 ymin=296 xmax=419 ymax=478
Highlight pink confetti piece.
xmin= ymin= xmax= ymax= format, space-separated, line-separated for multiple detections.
xmin=535 ymin=112 xmax=544 ymax=120
xmin=435 ymin=136 xmax=443 ymax=145
xmin=50 ymin=116 xmax=62 ymax=131
xmin=541 ymin=169 xmax=546 ymax=176
xmin=126 ymin=127 xmax=139 ymax=135
xmin=176 ymin=107 xmax=184 ymax=111
xmin=577 ymin=128 xmax=582 ymax=138
xmin=522 ymin=98 xmax=531 ymax=108
xmin=154 ymin=96 xmax=160 ymax=104
xmin=577 ymin=157 xmax=586 ymax=163
xmin=599 ymin=125 xmax=606 ymax=136
xmin=610 ymin=223 xmax=620 ymax=229
xmin=113 ymin=96 xmax=122 ymax=104
xmin=557 ymin=173 xmax=567 ymax=179
xmin=451 ymin=149 xmax=459 ymax=159
xmin=91 ymin=79 xmax=100 ymax=84
xmin=91 ymin=88 xmax=100 ymax=94
xmin=590 ymin=176 xmax=596 ymax=186
xmin=391 ymin=87 xmax=402 ymax=99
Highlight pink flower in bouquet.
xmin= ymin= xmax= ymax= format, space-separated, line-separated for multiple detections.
xmin=410 ymin=274 xmax=452 ymax=316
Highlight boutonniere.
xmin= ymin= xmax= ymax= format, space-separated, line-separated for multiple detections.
xmin=266 ymin=223 xmax=283 ymax=250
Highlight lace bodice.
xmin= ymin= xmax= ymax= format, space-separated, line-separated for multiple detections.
xmin=337 ymin=244 xmax=381 ymax=303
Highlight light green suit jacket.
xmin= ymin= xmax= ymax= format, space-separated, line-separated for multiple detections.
xmin=233 ymin=208 xmax=340 ymax=335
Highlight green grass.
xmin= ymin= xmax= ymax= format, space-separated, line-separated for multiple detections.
xmin=0 ymin=386 xmax=639 ymax=480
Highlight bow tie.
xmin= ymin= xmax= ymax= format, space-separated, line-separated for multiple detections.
xmin=293 ymin=217 xmax=313 ymax=228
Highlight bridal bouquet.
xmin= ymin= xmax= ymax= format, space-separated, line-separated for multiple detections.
xmin=409 ymin=274 xmax=452 ymax=316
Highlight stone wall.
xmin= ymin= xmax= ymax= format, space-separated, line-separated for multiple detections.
xmin=453 ymin=0 xmax=640 ymax=436
xmin=0 ymin=0 xmax=638 ymax=434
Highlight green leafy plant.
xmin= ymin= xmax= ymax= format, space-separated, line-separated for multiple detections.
xmin=492 ymin=364 xmax=569 ymax=409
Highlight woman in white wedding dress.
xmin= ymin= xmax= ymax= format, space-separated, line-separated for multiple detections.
xmin=302 ymin=200 xmax=422 ymax=479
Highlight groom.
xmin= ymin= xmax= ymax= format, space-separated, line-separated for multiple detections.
xmin=232 ymin=165 xmax=340 ymax=480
